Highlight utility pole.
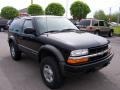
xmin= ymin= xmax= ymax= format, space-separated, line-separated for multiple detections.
xmin=118 ymin=7 xmax=120 ymax=24
xmin=66 ymin=0 xmax=68 ymax=17
xmin=109 ymin=7 xmax=111 ymax=22
xmin=31 ymin=0 xmax=33 ymax=5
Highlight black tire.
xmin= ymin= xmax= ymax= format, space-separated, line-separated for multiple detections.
xmin=40 ymin=56 xmax=63 ymax=89
xmin=108 ymin=31 xmax=113 ymax=37
xmin=10 ymin=42 xmax=21 ymax=61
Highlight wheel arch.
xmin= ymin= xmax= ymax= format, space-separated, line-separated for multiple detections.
xmin=110 ymin=29 xmax=114 ymax=32
xmin=8 ymin=36 xmax=17 ymax=46
xmin=38 ymin=45 xmax=64 ymax=63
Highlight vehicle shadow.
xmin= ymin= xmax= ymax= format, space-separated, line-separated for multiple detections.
xmin=0 ymin=55 xmax=118 ymax=90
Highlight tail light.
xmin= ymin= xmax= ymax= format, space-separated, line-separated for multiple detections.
xmin=89 ymin=27 xmax=93 ymax=30
xmin=87 ymin=26 xmax=94 ymax=31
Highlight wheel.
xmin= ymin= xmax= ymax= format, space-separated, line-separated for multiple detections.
xmin=95 ymin=31 xmax=100 ymax=35
xmin=0 ymin=28 xmax=4 ymax=32
xmin=40 ymin=56 xmax=63 ymax=89
xmin=10 ymin=42 xmax=21 ymax=61
xmin=108 ymin=31 xmax=113 ymax=37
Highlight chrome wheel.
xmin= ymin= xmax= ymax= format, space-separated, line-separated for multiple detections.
xmin=11 ymin=46 xmax=15 ymax=57
xmin=43 ymin=65 xmax=54 ymax=83
xmin=95 ymin=31 xmax=99 ymax=35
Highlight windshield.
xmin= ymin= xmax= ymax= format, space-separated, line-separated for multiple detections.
xmin=79 ymin=20 xmax=91 ymax=27
xmin=35 ymin=17 xmax=78 ymax=33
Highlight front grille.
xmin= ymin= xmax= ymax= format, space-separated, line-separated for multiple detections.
xmin=89 ymin=45 xmax=108 ymax=54
xmin=89 ymin=52 xmax=108 ymax=63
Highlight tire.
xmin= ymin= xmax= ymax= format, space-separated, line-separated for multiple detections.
xmin=10 ymin=42 xmax=21 ymax=61
xmin=95 ymin=30 xmax=100 ymax=35
xmin=0 ymin=28 xmax=4 ymax=32
xmin=108 ymin=31 xmax=113 ymax=37
xmin=40 ymin=56 xmax=63 ymax=89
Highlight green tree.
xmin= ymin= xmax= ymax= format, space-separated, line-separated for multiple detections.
xmin=70 ymin=1 xmax=90 ymax=20
xmin=1 ymin=6 xmax=19 ymax=19
xmin=45 ymin=3 xmax=65 ymax=16
xmin=28 ymin=4 xmax=44 ymax=15
xmin=108 ymin=13 xmax=120 ymax=22
xmin=94 ymin=10 xmax=107 ymax=21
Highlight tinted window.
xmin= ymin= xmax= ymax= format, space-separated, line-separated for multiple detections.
xmin=23 ymin=20 xmax=33 ymax=30
xmin=9 ymin=19 xmax=24 ymax=33
xmin=92 ymin=20 xmax=98 ymax=26
xmin=79 ymin=20 xmax=90 ymax=26
xmin=99 ymin=21 xmax=104 ymax=26
xmin=36 ymin=17 xmax=78 ymax=33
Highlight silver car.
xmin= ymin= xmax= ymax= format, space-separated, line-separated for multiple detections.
xmin=78 ymin=19 xmax=114 ymax=37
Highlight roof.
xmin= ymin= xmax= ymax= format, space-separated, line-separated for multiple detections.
xmin=15 ymin=15 xmax=66 ymax=20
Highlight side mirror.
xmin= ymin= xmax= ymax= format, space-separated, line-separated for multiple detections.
xmin=24 ymin=28 xmax=36 ymax=35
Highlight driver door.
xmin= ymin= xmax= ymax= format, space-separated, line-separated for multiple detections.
xmin=20 ymin=19 xmax=40 ymax=55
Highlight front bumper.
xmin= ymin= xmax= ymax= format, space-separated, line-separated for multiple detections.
xmin=60 ymin=52 xmax=113 ymax=76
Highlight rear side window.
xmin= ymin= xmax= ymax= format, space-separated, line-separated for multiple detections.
xmin=9 ymin=19 xmax=24 ymax=33
xmin=92 ymin=20 xmax=98 ymax=26
xmin=79 ymin=20 xmax=90 ymax=26
xmin=99 ymin=21 xmax=104 ymax=26
xmin=23 ymin=20 xmax=33 ymax=30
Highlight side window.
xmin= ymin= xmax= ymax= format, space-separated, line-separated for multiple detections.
xmin=99 ymin=21 xmax=104 ymax=26
xmin=92 ymin=20 xmax=98 ymax=26
xmin=23 ymin=20 xmax=33 ymax=30
xmin=9 ymin=19 xmax=24 ymax=33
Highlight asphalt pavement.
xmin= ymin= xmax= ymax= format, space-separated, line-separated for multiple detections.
xmin=0 ymin=32 xmax=120 ymax=90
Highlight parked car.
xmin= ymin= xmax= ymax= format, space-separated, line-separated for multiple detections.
xmin=109 ymin=22 xmax=118 ymax=27
xmin=78 ymin=19 xmax=114 ymax=37
xmin=8 ymin=16 xmax=113 ymax=89
xmin=0 ymin=18 xmax=8 ymax=32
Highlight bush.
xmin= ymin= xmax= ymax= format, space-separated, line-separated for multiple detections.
xmin=45 ymin=3 xmax=65 ymax=16
xmin=70 ymin=1 xmax=90 ymax=20
xmin=28 ymin=4 xmax=44 ymax=15
xmin=1 ymin=6 xmax=19 ymax=19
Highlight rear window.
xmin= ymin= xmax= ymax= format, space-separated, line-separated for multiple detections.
xmin=79 ymin=20 xmax=91 ymax=26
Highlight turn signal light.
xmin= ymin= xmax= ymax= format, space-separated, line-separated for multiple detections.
xmin=67 ymin=57 xmax=88 ymax=64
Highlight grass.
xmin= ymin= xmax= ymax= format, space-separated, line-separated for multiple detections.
xmin=114 ymin=26 xmax=120 ymax=35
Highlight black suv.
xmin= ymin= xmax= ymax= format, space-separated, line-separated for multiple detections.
xmin=8 ymin=16 xmax=113 ymax=89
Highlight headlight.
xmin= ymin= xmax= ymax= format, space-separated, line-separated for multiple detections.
xmin=70 ymin=49 xmax=88 ymax=57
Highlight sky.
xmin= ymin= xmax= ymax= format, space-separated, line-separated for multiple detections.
xmin=0 ymin=0 xmax=120 ymax=18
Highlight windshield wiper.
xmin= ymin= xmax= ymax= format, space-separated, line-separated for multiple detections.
xmin=42 ymin=30 xmax=60 ymax=34
xmin=61 ymin=29 xmax=79 ymax=32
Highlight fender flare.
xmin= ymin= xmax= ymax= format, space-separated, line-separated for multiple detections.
xmin=39 ymin=45 xmax=65 ymax=62
xmin=8 ymin=35 xmax=17 ymax=46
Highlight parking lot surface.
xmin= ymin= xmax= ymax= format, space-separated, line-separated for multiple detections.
xmin=0 ymin=32 xmax=120 ymax=90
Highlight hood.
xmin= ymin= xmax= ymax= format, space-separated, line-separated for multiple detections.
xmin=47 ymin=32 xmax=108 ymax=50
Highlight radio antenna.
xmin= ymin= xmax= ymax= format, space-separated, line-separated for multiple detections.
xmin=45 ymin=0 xmax=48 ymax=37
